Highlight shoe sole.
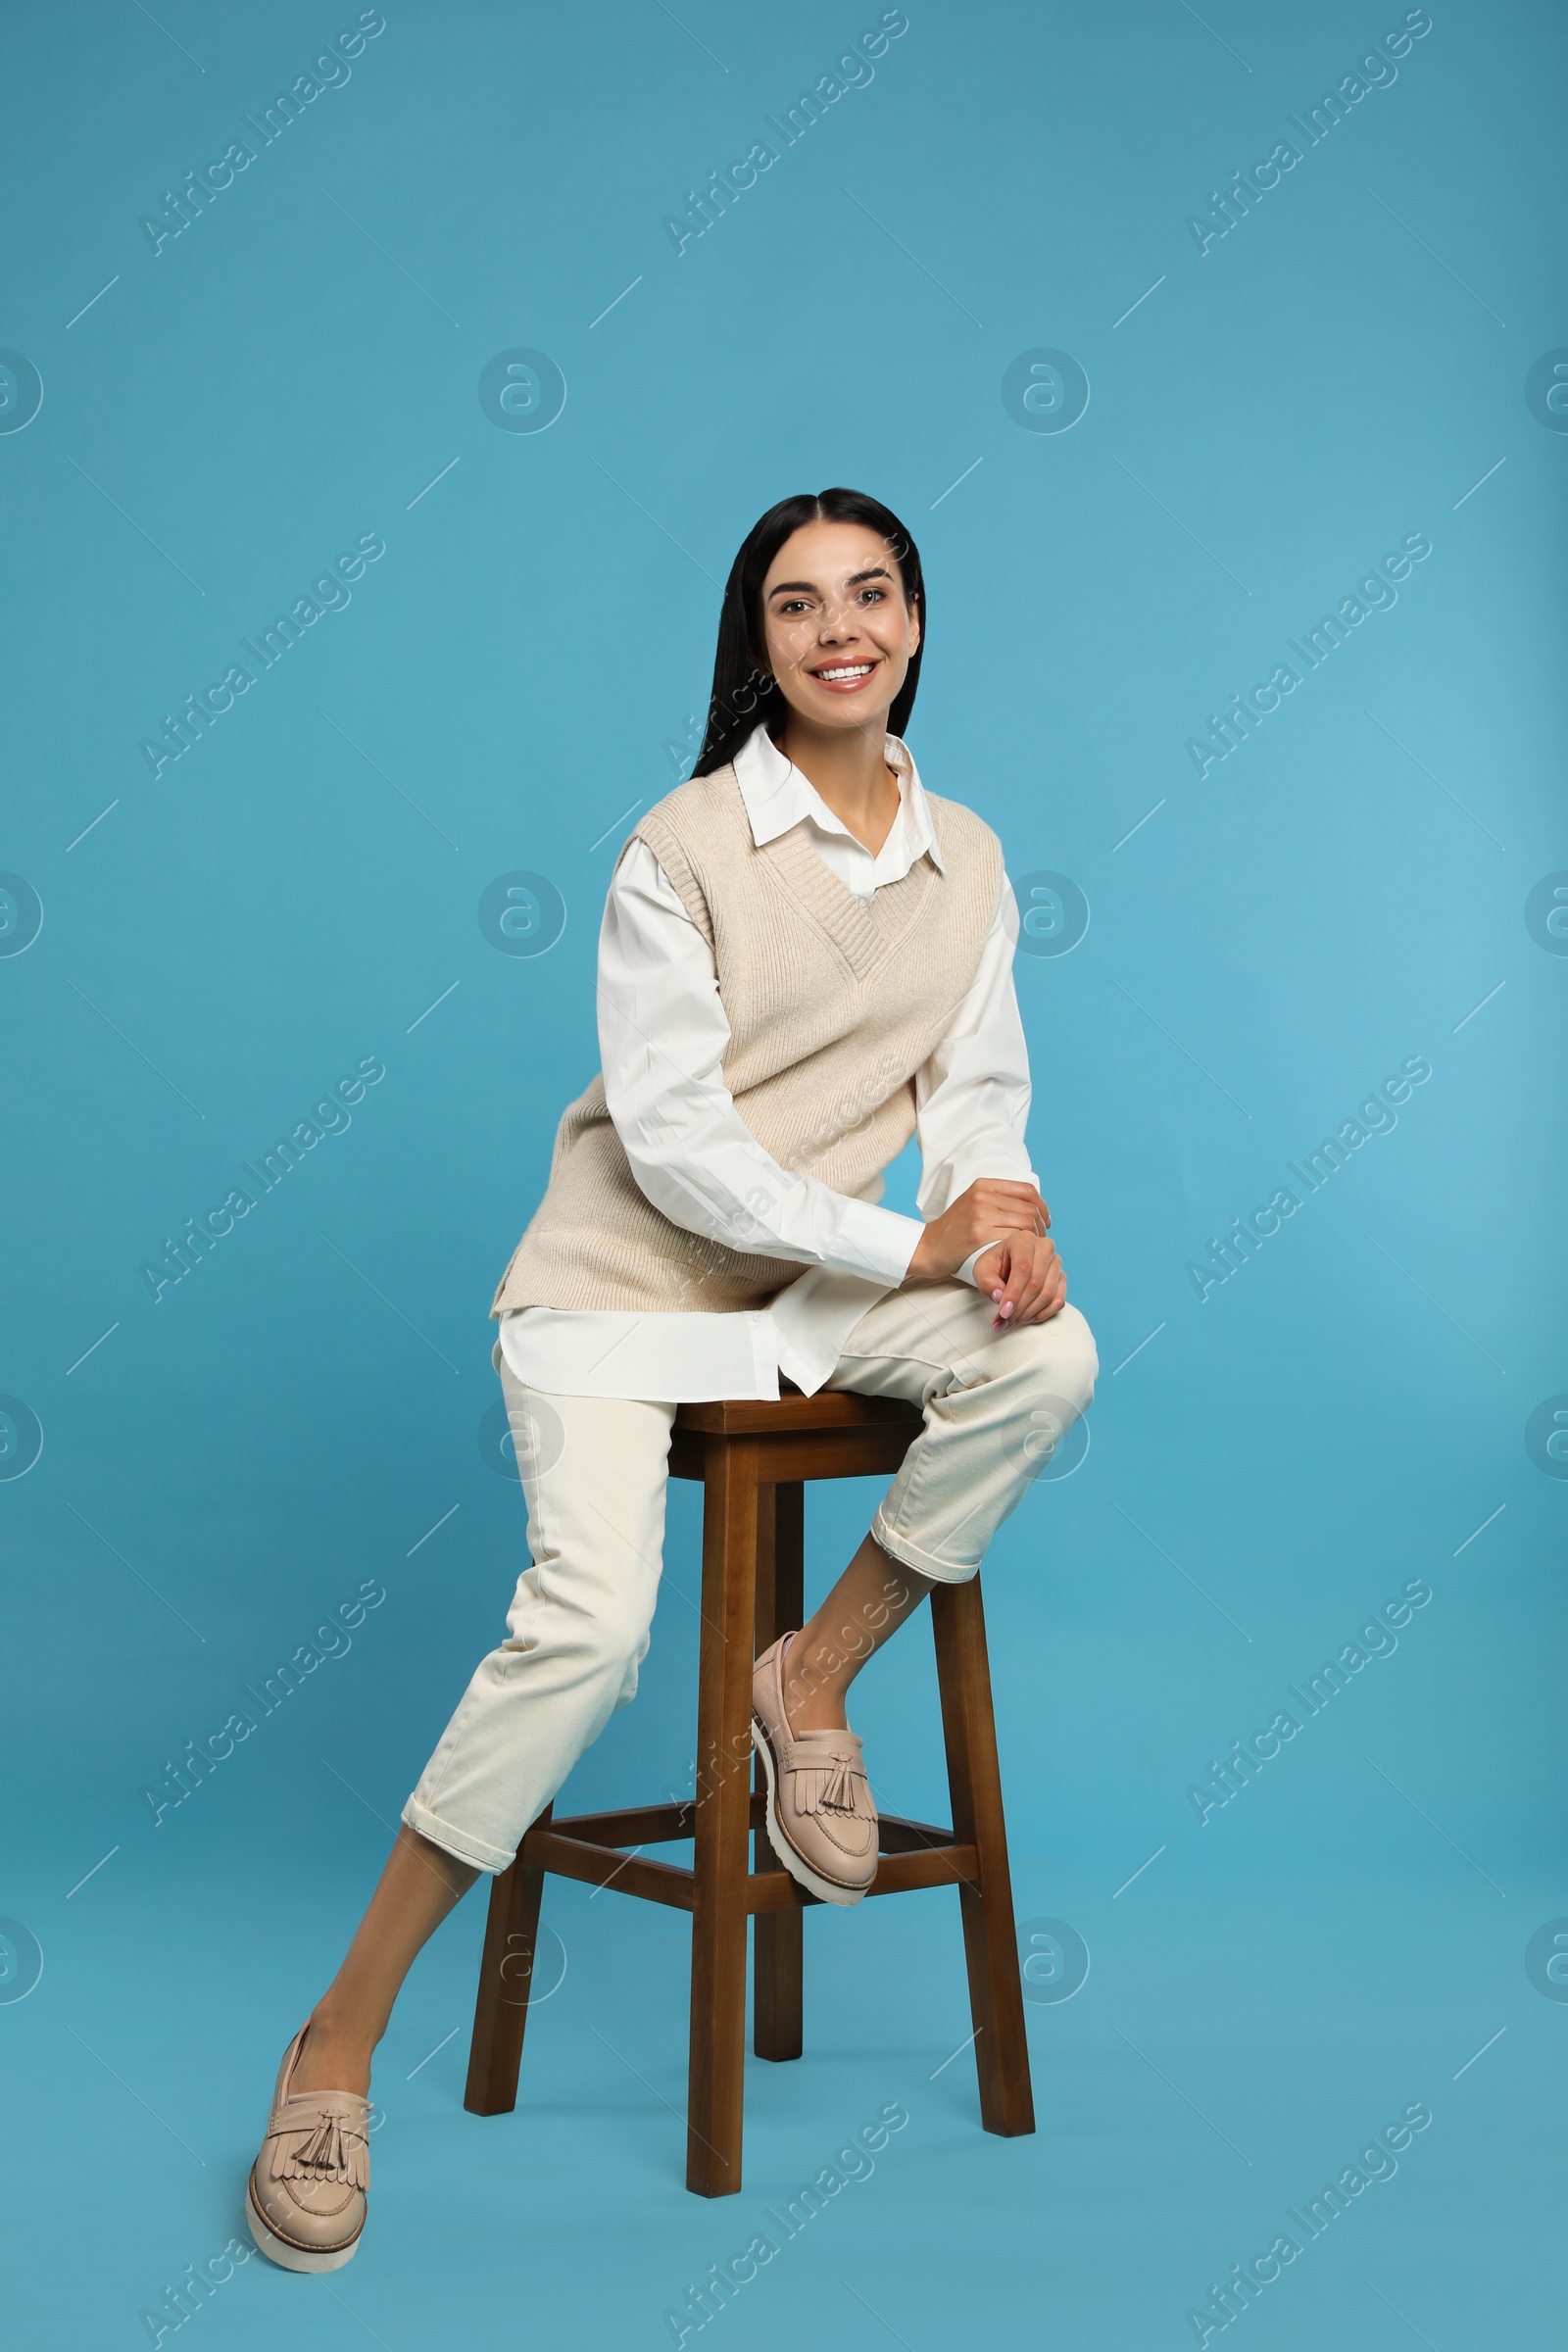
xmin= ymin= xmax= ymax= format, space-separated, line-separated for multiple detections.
xmin=246 ymin=2178 xmax=363 ymax=2274
xmin=750 ymin=1714 xmax=871 ymax=1907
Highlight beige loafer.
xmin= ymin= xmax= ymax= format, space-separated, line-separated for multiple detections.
xmin=752 ymin=1633 xmax=879 ymax=1905
xmin=246 ymin=2027 xmax=369 ymax=2273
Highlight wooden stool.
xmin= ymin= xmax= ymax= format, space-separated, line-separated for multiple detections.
xmin=463 ymin=1389 xmax=1034 ymax=2195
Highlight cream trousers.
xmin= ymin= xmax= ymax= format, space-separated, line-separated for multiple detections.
xmin=403 ymin=1282 xmax=1098 ymax=1873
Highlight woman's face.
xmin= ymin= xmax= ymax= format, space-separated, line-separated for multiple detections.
xmin=757 ymin=520 xmax=920 ymax=736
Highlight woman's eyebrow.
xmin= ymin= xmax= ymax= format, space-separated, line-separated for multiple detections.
xmin=765 ymin=565 xmax=893 ymax=598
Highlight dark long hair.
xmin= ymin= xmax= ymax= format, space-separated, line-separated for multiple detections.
xmin=693 ymin=487 xmax=926 ymax=778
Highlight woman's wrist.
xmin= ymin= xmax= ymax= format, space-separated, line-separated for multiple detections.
xmin=906 ymin=1232 xmax=982 ymax=1289
xmin=906 ymin=1223 xmax=961 ymax=1284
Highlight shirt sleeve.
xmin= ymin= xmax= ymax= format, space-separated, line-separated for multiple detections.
xmin=912 ymin=872 xmax=1041 ymax=1288
xmin=597 ymin=839 xmax=923 ymax=1288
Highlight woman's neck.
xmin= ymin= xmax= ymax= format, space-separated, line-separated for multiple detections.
xmin=774 ymin=715 xmax=901 ymax=855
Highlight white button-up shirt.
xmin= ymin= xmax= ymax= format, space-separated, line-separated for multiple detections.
xmin=499 ymin=722 xmax=1038 ymax=1400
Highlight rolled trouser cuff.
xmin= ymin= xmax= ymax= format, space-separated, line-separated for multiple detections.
xmin=401 ymin=1794 xmax=515 ymax=1877
xmin=870 ymin=1506 xmax=981 ymax=1586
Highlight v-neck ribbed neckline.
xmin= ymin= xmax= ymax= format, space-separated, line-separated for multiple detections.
xmin=752 ymin=792 xmax=942 ymax=981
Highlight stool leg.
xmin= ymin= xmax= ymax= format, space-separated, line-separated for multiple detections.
xmin=687 ymin=1441 xmax=759 ymax=2195
xmin=465 ymin=1804 xmax=551 ymax=2117
xmin=930 ymin=1581 xmax=1035 ymax=2136
xmin=754 ymin=1482 xmax=804 ymax=2063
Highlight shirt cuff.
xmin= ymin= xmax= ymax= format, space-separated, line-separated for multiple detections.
xmin=956 ymin=1245 xmax=992 ymax=1291
xmin=833 ymin=1198 xmax=924 ymax=1287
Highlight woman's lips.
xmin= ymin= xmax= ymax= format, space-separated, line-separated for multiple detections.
xmin=808 ymin=659 xmax=879 ymax=693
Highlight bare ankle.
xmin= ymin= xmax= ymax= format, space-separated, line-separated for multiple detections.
xmin=791 ymin=1690 xmax=850 ymax=1731
xmin=781 ymin=1633 xmax=850 ymax=1732
xmin=294 ymin=2006 xmax=375 ymax=2096
xmin=307 ymin=1996 xmax=358 ymax=2044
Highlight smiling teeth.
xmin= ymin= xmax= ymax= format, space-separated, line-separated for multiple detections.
xmin=816 ymin=663 xmax=872 ymax=681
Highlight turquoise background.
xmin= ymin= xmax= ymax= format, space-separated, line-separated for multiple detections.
xmin=2 ymin=1 xmax=1564 ymax=2344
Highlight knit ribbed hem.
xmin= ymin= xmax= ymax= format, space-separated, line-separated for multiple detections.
xmin=401 ymin=1795 xmax=514 ymax=1876
xmin=871 ymin=1505 xmax=980 ymax=1587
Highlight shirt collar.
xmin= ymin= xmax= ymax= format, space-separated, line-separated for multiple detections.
xmin=730 ymin=721 xmax=946 ymax=872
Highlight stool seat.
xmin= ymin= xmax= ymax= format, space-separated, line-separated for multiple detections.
xmin=671 ymin=1389 xmax=923 ymax=1433
xmin=464 ymin=1386 xmax=1034 ymax=2195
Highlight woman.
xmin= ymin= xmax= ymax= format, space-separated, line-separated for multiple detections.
xmin=246 ymin=486 xmax=1098 ymax=2271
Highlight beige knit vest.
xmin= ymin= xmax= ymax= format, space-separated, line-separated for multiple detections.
xmin=490 ymin=760 xmax=1004 ymax=1318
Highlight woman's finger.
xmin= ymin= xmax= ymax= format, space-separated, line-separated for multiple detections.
xmin=974 ymin=1182 xmax=1049 ymax=1230
xmin=980 ymin=1207 xmax=1039 ymax=1237
xmin=1023 ymin=1275 xmax=1063 ymax=1326
xmin=999 ymin=1241 xmax=1040 ymax=1325
xmin=976 ymin=1178 xmax=1050 ymax=1215
xmin=974 ymin=1214 xmax=1038 ymax=1263
xmin=1016 ymin=1250 xmax=1066 ymax=1326
xmin=1014 ymin=1253 xmax=1052 ymax=1325
xmin=1020 ymin=1242 xmax=1058 ymax=1303
xmin=987 ymin=1245 xmax=1022 ymax=1327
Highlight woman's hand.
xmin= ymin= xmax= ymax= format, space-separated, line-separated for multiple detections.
xmin=972 ymin=1230 xmax=1066 ymax=1329
xmin=905 ymin=1178 xmax=1048 ymax=1284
